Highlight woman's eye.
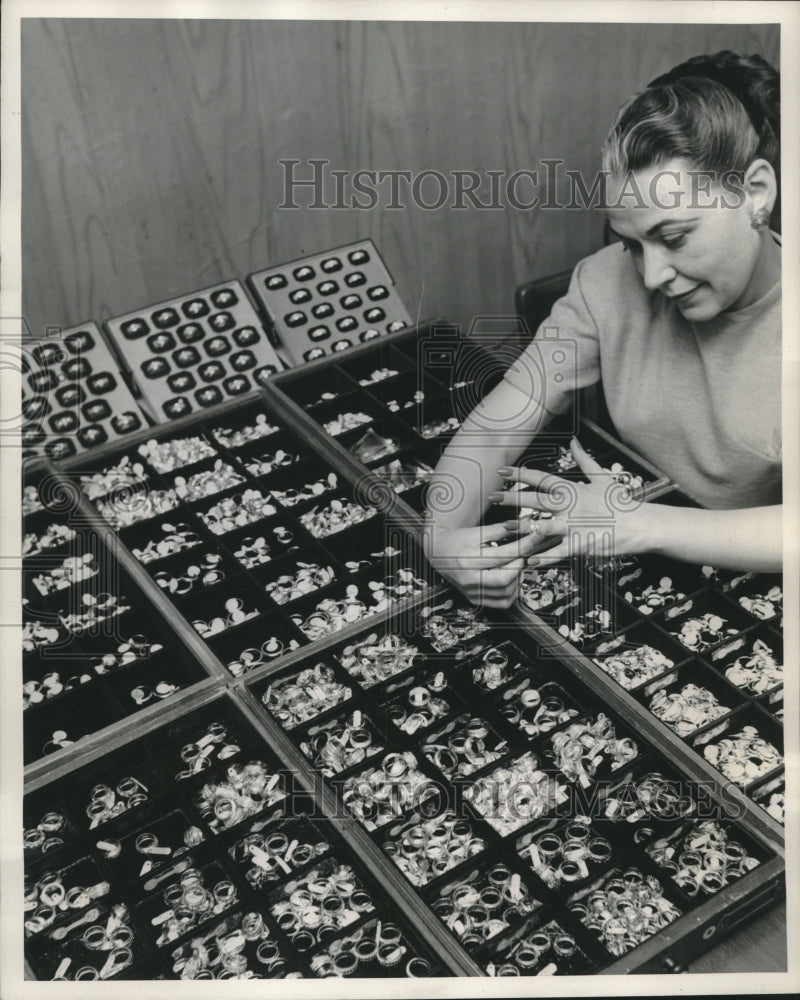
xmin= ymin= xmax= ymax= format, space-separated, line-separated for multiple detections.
xmin=663 ymin=233 xmax=688 ymax=250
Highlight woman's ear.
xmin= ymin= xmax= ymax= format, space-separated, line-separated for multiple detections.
xmin=742 ymin=158 xmax=777 ymax=217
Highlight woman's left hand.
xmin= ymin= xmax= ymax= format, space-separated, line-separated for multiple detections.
xmin=488 ymin=438 xmax=650 ymax=566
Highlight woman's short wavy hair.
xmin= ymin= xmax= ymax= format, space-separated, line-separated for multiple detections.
xmin=601 ymin=51 xmax=780 ymax=185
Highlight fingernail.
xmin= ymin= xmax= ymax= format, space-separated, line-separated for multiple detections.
xmin=526 ymin=556 xmax=540 ymax=566
xmin=502 ymin=520 xmax=521 ymax=531
xmin=497 ymin=467 xmax=513 ymax=477
xmin=487 ymin=492 xmax=504 ymax=503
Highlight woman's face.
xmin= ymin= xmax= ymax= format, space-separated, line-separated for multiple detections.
xmin=606 ymin=157 xmax=768 ymax=320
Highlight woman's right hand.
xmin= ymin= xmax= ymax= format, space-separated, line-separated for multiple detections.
xmin=422 ymin=521 xmax=550 ymax=608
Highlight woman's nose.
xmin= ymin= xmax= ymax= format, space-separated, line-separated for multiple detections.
xmin=640 ymin=245 xmax=677 ymax=291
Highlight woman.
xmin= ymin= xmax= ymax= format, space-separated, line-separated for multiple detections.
xmin=424 ymin=51 xmax=782 ymax=608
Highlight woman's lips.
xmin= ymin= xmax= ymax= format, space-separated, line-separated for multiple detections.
xmin=671 ymin=284 xmax=703 ymax=301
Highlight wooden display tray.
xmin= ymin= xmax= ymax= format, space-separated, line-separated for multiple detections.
xmin=23 ymin=320 xmax=784 ymax=978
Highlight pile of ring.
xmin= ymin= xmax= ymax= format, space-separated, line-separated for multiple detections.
xmin=32 ymin=554 xmax=96 ymax=596
xmin=131 ymin=523 xmax=201 ymax=563
xmin=195 ymin=761 xmax=284 ymax=833
xmin=226 ymin=635 xmax=297 ymax=677
xmin=190 ymin=597 xmax=259 ymax=638
xmin=96 ymin=487 xmax=179 ymax=528
xmin=557 ymin=605 xmax=614 ymax=646
xmin=386 ymin=672 xmax=452 ymax=734
xmin=382 ymin=810 xmax=487 ymax=886
xmin=622 ymin=575 xmax=689 ymax=615
xmin=22 ymin=484 xmax=44 ymax=515
xmin=22 ymin=609 xmax=63 ymax=651
xmin=703 ymin=726 xmax=782 ymax=786
xmin=485 ymin=919 xmax=584 ymax=976
xmin=89 ymin=634 xmax=164 ymax=675
xmin=367 ymin=568 xmax=429 ymax=610
xmin=291 ymin=588 xmax=374 ymax=640
xmin=24 ymin=671 xmax=92 ymax=709
xmin=230 ymin=823 xmax=330 ymax=888
xmin=649 ymin=683 xmax=729 ymax=737
xmin=44 ymin=903 xmax=137 ymax=981
xmin=212 ymin=413 xmax=279 ymax=449
xmin=385 ymin=389 xmax=424 ymax=412
xmin=233 ymin=535 xmax=273 ymax=568
xmin=605 ymin=462 xmax=644 ymax=495
xmin=154 ymin=552 xmax=225 ymax=596
xmin=419 ymin=415 xmax=461 ymax=438
xmin=521 ymin=818 xmax=614 ymax=888
xmin=724 ymin=638 xmax=782 ymax=693
xmin=243 ymin=447 xmax=299 ymax=477
xmin=69 ymin=911 xmax=137 ymax=981
xmin=122 ymin=821 xmax=205 ymax=867
xmin=85 ymin=777 xmax=150 ymax=829
xmin=592 ymin=643 xmax=674 ymax=689
xmin=760 ymin=787 xmax=784 ymax=824
xmin=23 ymin=810 xmax=68 ymax=857
xmin=309 ymin=919 xmax=430 ymax=977
xmin=173 ymin=461 xmax=244 ymax=501
xmin=270 ymin=473 xmax=339 ymax=507
xmin=265 ymin=562 xmax=335 ymax=604
xmin=175 ymin=721 xmax=242 ymax=779
xmin=424 ymin=715 xmax=508 ymax=777
xmin=358 ymin=366 xmax=399 ymax=385
xmin=602 ymin=771 xmax=694 ymax=825
xmin=470 ymin=646 xmax=524 ymax=691
xmin=171 ymin=910 xmax=300 ymax=980
xmin=519 ymin=567 xmax=579 ymax=612
xmin=79 ymin=455 xmax=148 ymax=500
xmin=499 ymin=682 xmax=580 ymax=738
xmin=550 ymin=714 xmax=638 ymax=786
xmin=466 ymin=753 xmax=568 ymax=836
xmin=130 ymin=680 xmax=180 ymax=706
xmin=646 ymin=819 xmax=760 ymax=897
xmin=671 ymin=613 xmax=739 ymax=652
xmin=262 ymin=663 xmax=352 ymax=728
xmin=338 ymin=633 xmax=419 ymax=687
xmin=299 ymin=708 xmax=383 ymax=776
xmin=420 ymin=606 xmax=490 ymax=652
xmin=153 ymin=867 xmax=240 ymax=945
xmin=200 ymin=490 xmax=277 ymax=534
xmin=24 ymin=869 xmax=111 ymax=937
xmin=430 ymin=863 xmax=538 ymax=944
xmin=548 ymin=444 xmax=592 ymax=472
xmin=299 ymin=497 xmax=377 ymax=538
xmin=340 ymin=752 xmax=436 ymax=831
xmin=138 ymin=435 xmax=216 ymax=473
xmin=322 ymin=411 xmax=373 ymax=436
xmin=700 ymin=565 xmax=755 ymax=592
xmin=739 ymin=584 xmax=782 ymax=621
xmin=23 ymin=522 xmax=77 ymax=556
xmin=570 ymin=868 xmax=681 ymax=956
xmin=270 ymin=861 xmax=373 ymax=949
xmin=60 ymin=593 xmax=131 ymax=633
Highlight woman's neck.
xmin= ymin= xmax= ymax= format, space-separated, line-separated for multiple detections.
xmin=736 ymin=230 xmax=781 ymax=309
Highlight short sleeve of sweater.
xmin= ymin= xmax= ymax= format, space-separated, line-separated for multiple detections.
xmin=503 ymin=254 xmax=603 ymax=415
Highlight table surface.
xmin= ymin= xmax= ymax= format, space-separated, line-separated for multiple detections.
xmin=689 ymin=900 xmax=786 ymax=973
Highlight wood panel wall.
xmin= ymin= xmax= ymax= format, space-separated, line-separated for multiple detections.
xmin=21 ymin=19 xmax=779 ymax=338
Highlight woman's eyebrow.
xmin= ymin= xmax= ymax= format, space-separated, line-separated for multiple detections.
xmin=646 ymin=218 xmax=698 ymax=237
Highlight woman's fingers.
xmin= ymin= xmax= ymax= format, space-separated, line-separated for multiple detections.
xmin=489 ymin=523 xmax=564 ymax=561
xmin=496 ymin=466 xmax=569 ymax=494
xmin=570 ymin=436 xmax=605 ymax=475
